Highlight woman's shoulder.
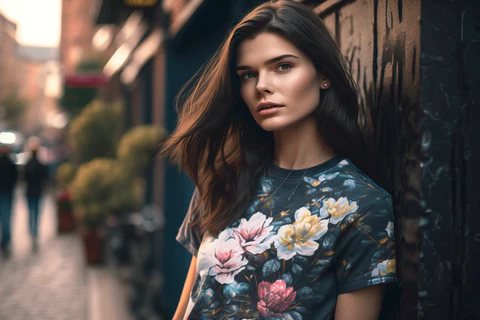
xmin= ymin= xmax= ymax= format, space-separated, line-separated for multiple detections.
xmin=313 ymin=157 xmax=392 ymax=213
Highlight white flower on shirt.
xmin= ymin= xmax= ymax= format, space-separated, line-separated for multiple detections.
xmin=386 ymin=221 xmax=394 ymax=238
xmin=274 ymin=207 xmax=328 ymax=261
xmin=233 ymin=212 xmax=274 ymax=254
xmin=200 ymin=229 xmax=248 ymax=284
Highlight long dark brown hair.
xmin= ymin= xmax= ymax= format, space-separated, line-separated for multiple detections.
xmin=160 ymin=0 xmax=373 ymax=236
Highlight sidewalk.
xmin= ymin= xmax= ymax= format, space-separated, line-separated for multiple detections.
xmin=0 ymin=185 xmax=131 ymax=320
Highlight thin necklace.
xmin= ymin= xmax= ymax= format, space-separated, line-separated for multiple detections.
xmin=264 ymin=149 xmax=324 ymax=201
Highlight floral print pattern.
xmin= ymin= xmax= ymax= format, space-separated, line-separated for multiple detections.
xmin=372 ymin=259 xmax=396 ymax=277
xmin=319 ymin=197 xmax=358 ymax=224
xmin=203 ymin=229 xmax=248 ymax=284
xmin=257 ymin=280 xmax=296 ymax=316
xmin=233 ymin=212 xmax=275 ymax=254
xmin=274 ymin=207 xmax=328 ymax=260
xmin=177 ymin=156 xmax=397 ymax=319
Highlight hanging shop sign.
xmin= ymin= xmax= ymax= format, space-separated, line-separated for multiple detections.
xmin=124 ymin=0 xmax=157 ymax=7
xmin=64 ymin=74 xmax=109 ymax=87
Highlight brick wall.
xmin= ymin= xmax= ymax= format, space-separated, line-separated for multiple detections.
xmin=60 ymin=0 xmax=99 ymax=73
xmin=0 ymin=14 xmax=18 ymax=102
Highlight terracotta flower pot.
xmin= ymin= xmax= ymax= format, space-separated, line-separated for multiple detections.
xmin=58 ymin=211 xmax=76 ymax=232
xmin=81 ymin=229 xmax=104 ymax=265
xmin=56 ymin=190 xmax=76 ymax=232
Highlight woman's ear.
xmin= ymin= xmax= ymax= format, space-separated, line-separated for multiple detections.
xmin=319 ymin=74 xmax=330 ymax=90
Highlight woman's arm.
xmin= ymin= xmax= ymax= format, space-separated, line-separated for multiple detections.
xmin=334 ymin=285 xmax=385 ymax=320
xmin=173 ymin=255 xmax=197 ymax=320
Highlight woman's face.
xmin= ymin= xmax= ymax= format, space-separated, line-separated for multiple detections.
xmin=236 ymin=32 xmax=329 ymax=132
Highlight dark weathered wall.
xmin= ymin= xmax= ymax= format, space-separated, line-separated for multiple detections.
xmin=419 ymin=1 xmax=480 ymax=319
xmin=315 ymin=0 xmax=421 ymax=318
xmin=315 ymin=0 xmax=480 ymax=319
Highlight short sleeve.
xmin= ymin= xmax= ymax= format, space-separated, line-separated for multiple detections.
xmin=335 ymin=196 xmax=397 ymax=294
xmin=175 ymin=188 xmax=204 ymax=256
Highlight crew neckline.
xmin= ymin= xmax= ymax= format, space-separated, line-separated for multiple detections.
xmin=267 ymin=155 xmax=345 ymax=179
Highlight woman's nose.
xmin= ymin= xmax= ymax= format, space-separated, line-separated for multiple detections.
xmin=256 ymin=72 xmax=273 ymax=94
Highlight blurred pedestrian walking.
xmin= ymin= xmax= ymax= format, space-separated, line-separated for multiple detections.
xmin=24 ymin=144 xmax=49 ymax=250
xmin=0 ymin=145 xmax=18 ymax=257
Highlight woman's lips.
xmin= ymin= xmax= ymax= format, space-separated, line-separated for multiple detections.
xmin=257 ymin=105 xmax=284 ymax=116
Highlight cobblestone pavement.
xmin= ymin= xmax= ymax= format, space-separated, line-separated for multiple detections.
xmin=0 ymin=185 xmax=87 ymax=320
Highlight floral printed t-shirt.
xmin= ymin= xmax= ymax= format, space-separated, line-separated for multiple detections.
xmin=176 ymin=156 xmax=397 ymax=320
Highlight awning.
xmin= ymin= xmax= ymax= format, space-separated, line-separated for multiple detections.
xmin=102 ymin=11 xmax=148 ymax=77
xmin=121 ymin=28 xmax=164 ymax=85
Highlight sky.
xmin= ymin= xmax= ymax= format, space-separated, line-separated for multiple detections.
xmin=0 ymin=0 xmax=61 ymax=47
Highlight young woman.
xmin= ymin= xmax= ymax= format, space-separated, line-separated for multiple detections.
xmin=162 ymin=1 xmax=397 ymax=319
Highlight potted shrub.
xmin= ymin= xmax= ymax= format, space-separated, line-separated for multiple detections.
xmin=70 ymin=158 xmax=144 ymax=264
xmin=68 ymin=99 xmax=123 ymax=164
xmin=117 ymin=125 xmax=167 ymax=176
xmin=55 ymin=162 xmax=76 ymax=232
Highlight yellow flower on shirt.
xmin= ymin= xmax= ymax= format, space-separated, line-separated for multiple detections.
xmin=274 ymin=207 xmax=328 ymax=260
xmin=319 ymin=197 xmax=358 ymax=224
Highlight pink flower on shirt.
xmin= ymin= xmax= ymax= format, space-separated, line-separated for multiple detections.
xmin=257 ymin=279 xmax=296 ymax=316
xmin=233 ymin=212 xmax=274 ymax=254
xmin=204 ymin=229 xmax=248 ymax=284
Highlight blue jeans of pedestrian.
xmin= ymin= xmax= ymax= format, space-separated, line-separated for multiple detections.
xmin=27 ymin=195 xmax=41 ymax=238
xmin=0 ymin=192 xmax=13 ymax=248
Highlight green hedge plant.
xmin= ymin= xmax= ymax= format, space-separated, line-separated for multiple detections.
xmin=69 ymin=99 xmax=123 ymax=164
xmin=70 ymin=158 xmax=144 ymax=231
xmin=117 ymin=125 xmax=167 ymax=175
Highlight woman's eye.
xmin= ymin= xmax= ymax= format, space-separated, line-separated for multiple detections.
xmin=277 ymin=63 xmax=292 ymax=72
xmin=241 ymin=72 xmax=256 ymax=80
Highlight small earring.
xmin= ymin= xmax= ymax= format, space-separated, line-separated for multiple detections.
xmin=324 ymin=83 xmax=328 ymax=87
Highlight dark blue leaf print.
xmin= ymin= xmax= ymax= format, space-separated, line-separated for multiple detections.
xmin=332 ymin=189 xmax=343 ymax=196
xmin=223 ymin=281 xmax=250 ymax=300
xmin=281 ymin=272 xmax=293 ymax=286
xmin=309 ymin=265 xmax=324 ymax=276
xmin=263 ymin=258 xmax=281 ymax=277
xmin=282 ymin=217 xmax=292 ymax=224
xmin=323 ymin=172 xmax=340 ymax=180
xmin=294 ymin=255 xmax=308 ymax=266
xmin=372 ymin=250 xmax=384 ymax=261
xmin=271 ymin=221 xmax=286 ymax=232
xmin=292 ymin=264 xmax=303 ymax=275
xmin=295 ymin=306 xmax=308 ymax=313
xmin=199 ymin=313 xmax=210 ymax=320
xmin=225 ymin=304 xmax=240 ymax=313
xmin=297 ymin=286 xmax=313 ymax=299
xmin=307 ymin=188 xmax=317 ymax=195
xmin=322 ymin=234 xmax=335 ymax=250
xmin=285 ymin=311 xmax=303 ymax=320
xmin=313 ymin=259 xmax=330 ymax=266
xmin=191 ymin=276 xmax=202 ymax=300
xmin=343 ymin=179 xmax=356 ymax=191
xmin=308 ymin=260 xmax=330 ymax=279
xmin=246 ymin=205 xmax=256 ymax=216
xmin=246 ymin=265 xmax=256 ymax=271
xmin=192 ymin=288 xmax=214 ymax=310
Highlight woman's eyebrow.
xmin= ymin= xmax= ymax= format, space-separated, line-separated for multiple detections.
xmin=236 ymin=54 xmax=300 ymax=71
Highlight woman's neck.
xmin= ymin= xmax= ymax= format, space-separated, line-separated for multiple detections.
xmin=273 ymin=116 xmax=336 ymax=169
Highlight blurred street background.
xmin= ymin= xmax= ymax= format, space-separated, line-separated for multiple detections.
xmin=0 ymin=0 xmax=270 ymax=318
xmin=0 ymin=184 xmax=131 ymax=320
